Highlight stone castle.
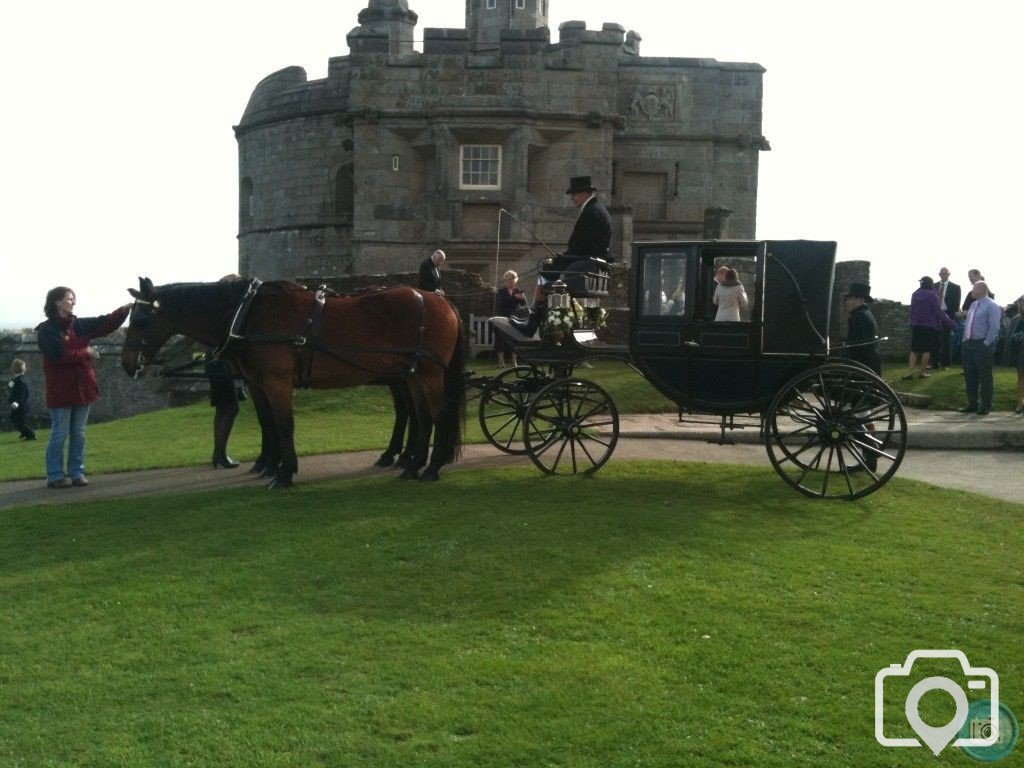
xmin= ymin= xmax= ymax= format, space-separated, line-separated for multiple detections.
xmin=235 ymin=0 xmax=770 ymax=282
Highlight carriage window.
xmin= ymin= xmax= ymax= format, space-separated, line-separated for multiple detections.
xmin=640 ymin=251 xmax=690 ymax=317
xmin=704 ymin=253 xmax=757 ymax=322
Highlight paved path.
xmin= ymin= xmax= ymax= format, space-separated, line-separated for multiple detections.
xmin=3 ymin=409 xmax=1021 ymax=509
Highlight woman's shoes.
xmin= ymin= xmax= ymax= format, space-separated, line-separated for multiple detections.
xmin=212 ymin=455 xmax=240 ymax=469
xmin=1015 ymin=404 xmax=1024 ymax=415
xmin=919 ymin=371 xmax=931 ymax=378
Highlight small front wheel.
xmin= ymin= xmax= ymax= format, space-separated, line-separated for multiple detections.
xmin=523 ymin=379 xmax=619 ymax=475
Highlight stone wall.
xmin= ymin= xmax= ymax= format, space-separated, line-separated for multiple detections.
xmin=0 ymin=330 xmax=207 ymax=432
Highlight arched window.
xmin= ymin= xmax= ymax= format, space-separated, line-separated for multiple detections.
xmin=335 ymin=164 xmax=354 ymax=220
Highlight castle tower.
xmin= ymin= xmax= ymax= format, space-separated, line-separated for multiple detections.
xmin=467 ymin=0 xmax=549 ymax=48
xmin=357 ymin=0 xmax=418 ymax=54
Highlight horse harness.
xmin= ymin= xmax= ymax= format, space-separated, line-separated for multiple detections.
xmin=130 ymin=279 xmax=446 ymax=384
xmin=219 ymin=280 xmax=444 ymax=387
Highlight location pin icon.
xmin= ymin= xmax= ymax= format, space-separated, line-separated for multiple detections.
xmin=905 ymin=677 xmax=970 ymax=756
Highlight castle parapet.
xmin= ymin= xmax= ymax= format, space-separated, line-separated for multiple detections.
xmin=498 ymin=27 xmax=550 ymax=56
xmin=558 ymin=20 xmax=625 ymax=48
xmin=423 ymin=28 xmax=470 ymax=55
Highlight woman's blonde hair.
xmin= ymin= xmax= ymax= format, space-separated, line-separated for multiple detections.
xmin=502 ymin=270 xmax=518 ymax=281
xmin=11 ymin=358 xmax=27 ymax=374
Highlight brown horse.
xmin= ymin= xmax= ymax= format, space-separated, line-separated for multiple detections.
xmin=122 ymin=277 xmax=465 ymax=488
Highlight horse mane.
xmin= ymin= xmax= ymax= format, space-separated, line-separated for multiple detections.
xmin=155 ymin=279 xmax=250 ymax=316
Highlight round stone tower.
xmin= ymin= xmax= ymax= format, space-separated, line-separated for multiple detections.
xmin=358 ymin=0 xmax=418 ymax=54
xmin=467 ymin=0 xmax=549 ymax=48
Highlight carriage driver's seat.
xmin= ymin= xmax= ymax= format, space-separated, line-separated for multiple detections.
xmin=539 ymin=254 xmax=610 ymax=300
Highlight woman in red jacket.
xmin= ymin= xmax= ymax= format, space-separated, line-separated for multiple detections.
xmin=36 ymin=286 xmax=130 ymax=488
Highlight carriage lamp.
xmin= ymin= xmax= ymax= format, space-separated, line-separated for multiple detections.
xmin=548 ymin=279 xmax=570 ymax=310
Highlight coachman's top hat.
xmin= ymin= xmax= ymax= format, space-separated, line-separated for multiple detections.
xmin=566 ymin=175 xmax=597 ymax=195
xmin=844 ymin=282 xmax=873 ymax=303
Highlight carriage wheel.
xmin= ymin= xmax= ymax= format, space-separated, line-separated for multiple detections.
xmin=765 ymin=364 xmax=906 ymax=500
xmin=478 ymin=366 xmax=550 ymax=455
xmin=523 ymin=378 xmax=619 ymax=475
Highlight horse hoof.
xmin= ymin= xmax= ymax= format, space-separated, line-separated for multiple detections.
xmin=396 ymin=454 xmax=413 ymax=469
xmin=267 ymin=477 xmax=293 ymax=490
xmin=398 ymin=468 xmax=419 ymax=480
xmin=260 ymin=467 xmax=277 ymax=480
xmin=421 ymin=469 xmax=440 ymax=482
xmin=249 ymin=461 xmax=266 ymax=474
xmin=375 ymin=454 xmax=396 ymax=468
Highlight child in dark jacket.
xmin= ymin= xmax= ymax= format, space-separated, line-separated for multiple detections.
xmin=8 ymin=358 xmax=36 ymax=440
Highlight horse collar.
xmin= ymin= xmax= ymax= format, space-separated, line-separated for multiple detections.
xmin=214 ymin=278 xmax=263 ymax=357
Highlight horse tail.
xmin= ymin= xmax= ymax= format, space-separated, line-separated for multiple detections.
xmin=438 ymin=309 xmax=467 ymax=464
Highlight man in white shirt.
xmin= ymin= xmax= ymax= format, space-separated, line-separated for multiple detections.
xmin=957 ymin=281 xmax=1002 ymax=416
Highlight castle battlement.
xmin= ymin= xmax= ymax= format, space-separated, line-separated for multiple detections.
xmin=235 ymin=0 xmax=768 ymax=289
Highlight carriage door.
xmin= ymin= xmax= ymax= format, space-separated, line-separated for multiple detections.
xmin=630 ymin=244 xmax=698 ymax=407
xmin=684 ymin=243 xmax=764 ymax=410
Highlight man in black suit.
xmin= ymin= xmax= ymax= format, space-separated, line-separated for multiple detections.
xmin=545 ymin=176 xmax=612 ymax=277
xmin=418 ymin=249 xmax=445 ymax=295
xmin=515 ymin=176 xmax=613 ymax=337
xmin=936 ymin=266 xmax=960 ymax=369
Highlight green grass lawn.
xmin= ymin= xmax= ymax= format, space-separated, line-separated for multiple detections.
xmin=0 ymin=362 xmax=675 ymax=482
xmin=0 ymin=462 xmax=1021 ymax=767
xmin=883 ymin=363 xmax=1020 ymax=411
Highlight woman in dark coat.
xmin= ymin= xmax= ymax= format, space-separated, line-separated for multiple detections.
xmin=905 ymin=276 xmax=955 ymax=380
xmin=35 ymin=286 xmax=130 ymax=488
xmin=493 ymin=269 xmax=527 ymax=367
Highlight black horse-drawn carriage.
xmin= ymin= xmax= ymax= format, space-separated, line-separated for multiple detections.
xmin=484 ymin=240 xmax=907 ymax=500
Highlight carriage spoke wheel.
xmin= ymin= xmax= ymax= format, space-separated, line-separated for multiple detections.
xmin=765 ymin=364 xmax=906 ymax=500
xmin=478 ymin=366 xmax=550 ymax=455
xmin=524 ymin=378 xmax=619 ymax=475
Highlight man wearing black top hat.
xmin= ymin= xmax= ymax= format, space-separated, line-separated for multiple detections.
xmin=546 ymin=175 xmax=612 ymax=276
xmin=514 ymin=176 xmax=612 ymax=337
xmin=842 ymin=282 xmax=881 ymax=375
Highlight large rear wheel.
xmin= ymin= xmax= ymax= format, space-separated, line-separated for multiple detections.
xmin=523 ymin=378 xmax=619 ymax=475
xmin=765 ymin=364 xmax=906 ymax=500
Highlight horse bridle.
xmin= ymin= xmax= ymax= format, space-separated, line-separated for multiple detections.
xmin=124 ymin=297 xmax=162 ymax=377
xmin=124 ymin=279 xmax=262 ymax=378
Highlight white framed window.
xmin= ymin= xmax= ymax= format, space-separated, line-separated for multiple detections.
xmin=460 ymin=145 xmax=501 ymax=189
xmin=486 ymin=0 xmax=496 ymax=8
xmin=515 ymin=0 xmax=526 ymax=8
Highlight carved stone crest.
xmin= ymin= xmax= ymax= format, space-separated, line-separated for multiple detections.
xmin=627 ymin=85 xmax=676 ymax=121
